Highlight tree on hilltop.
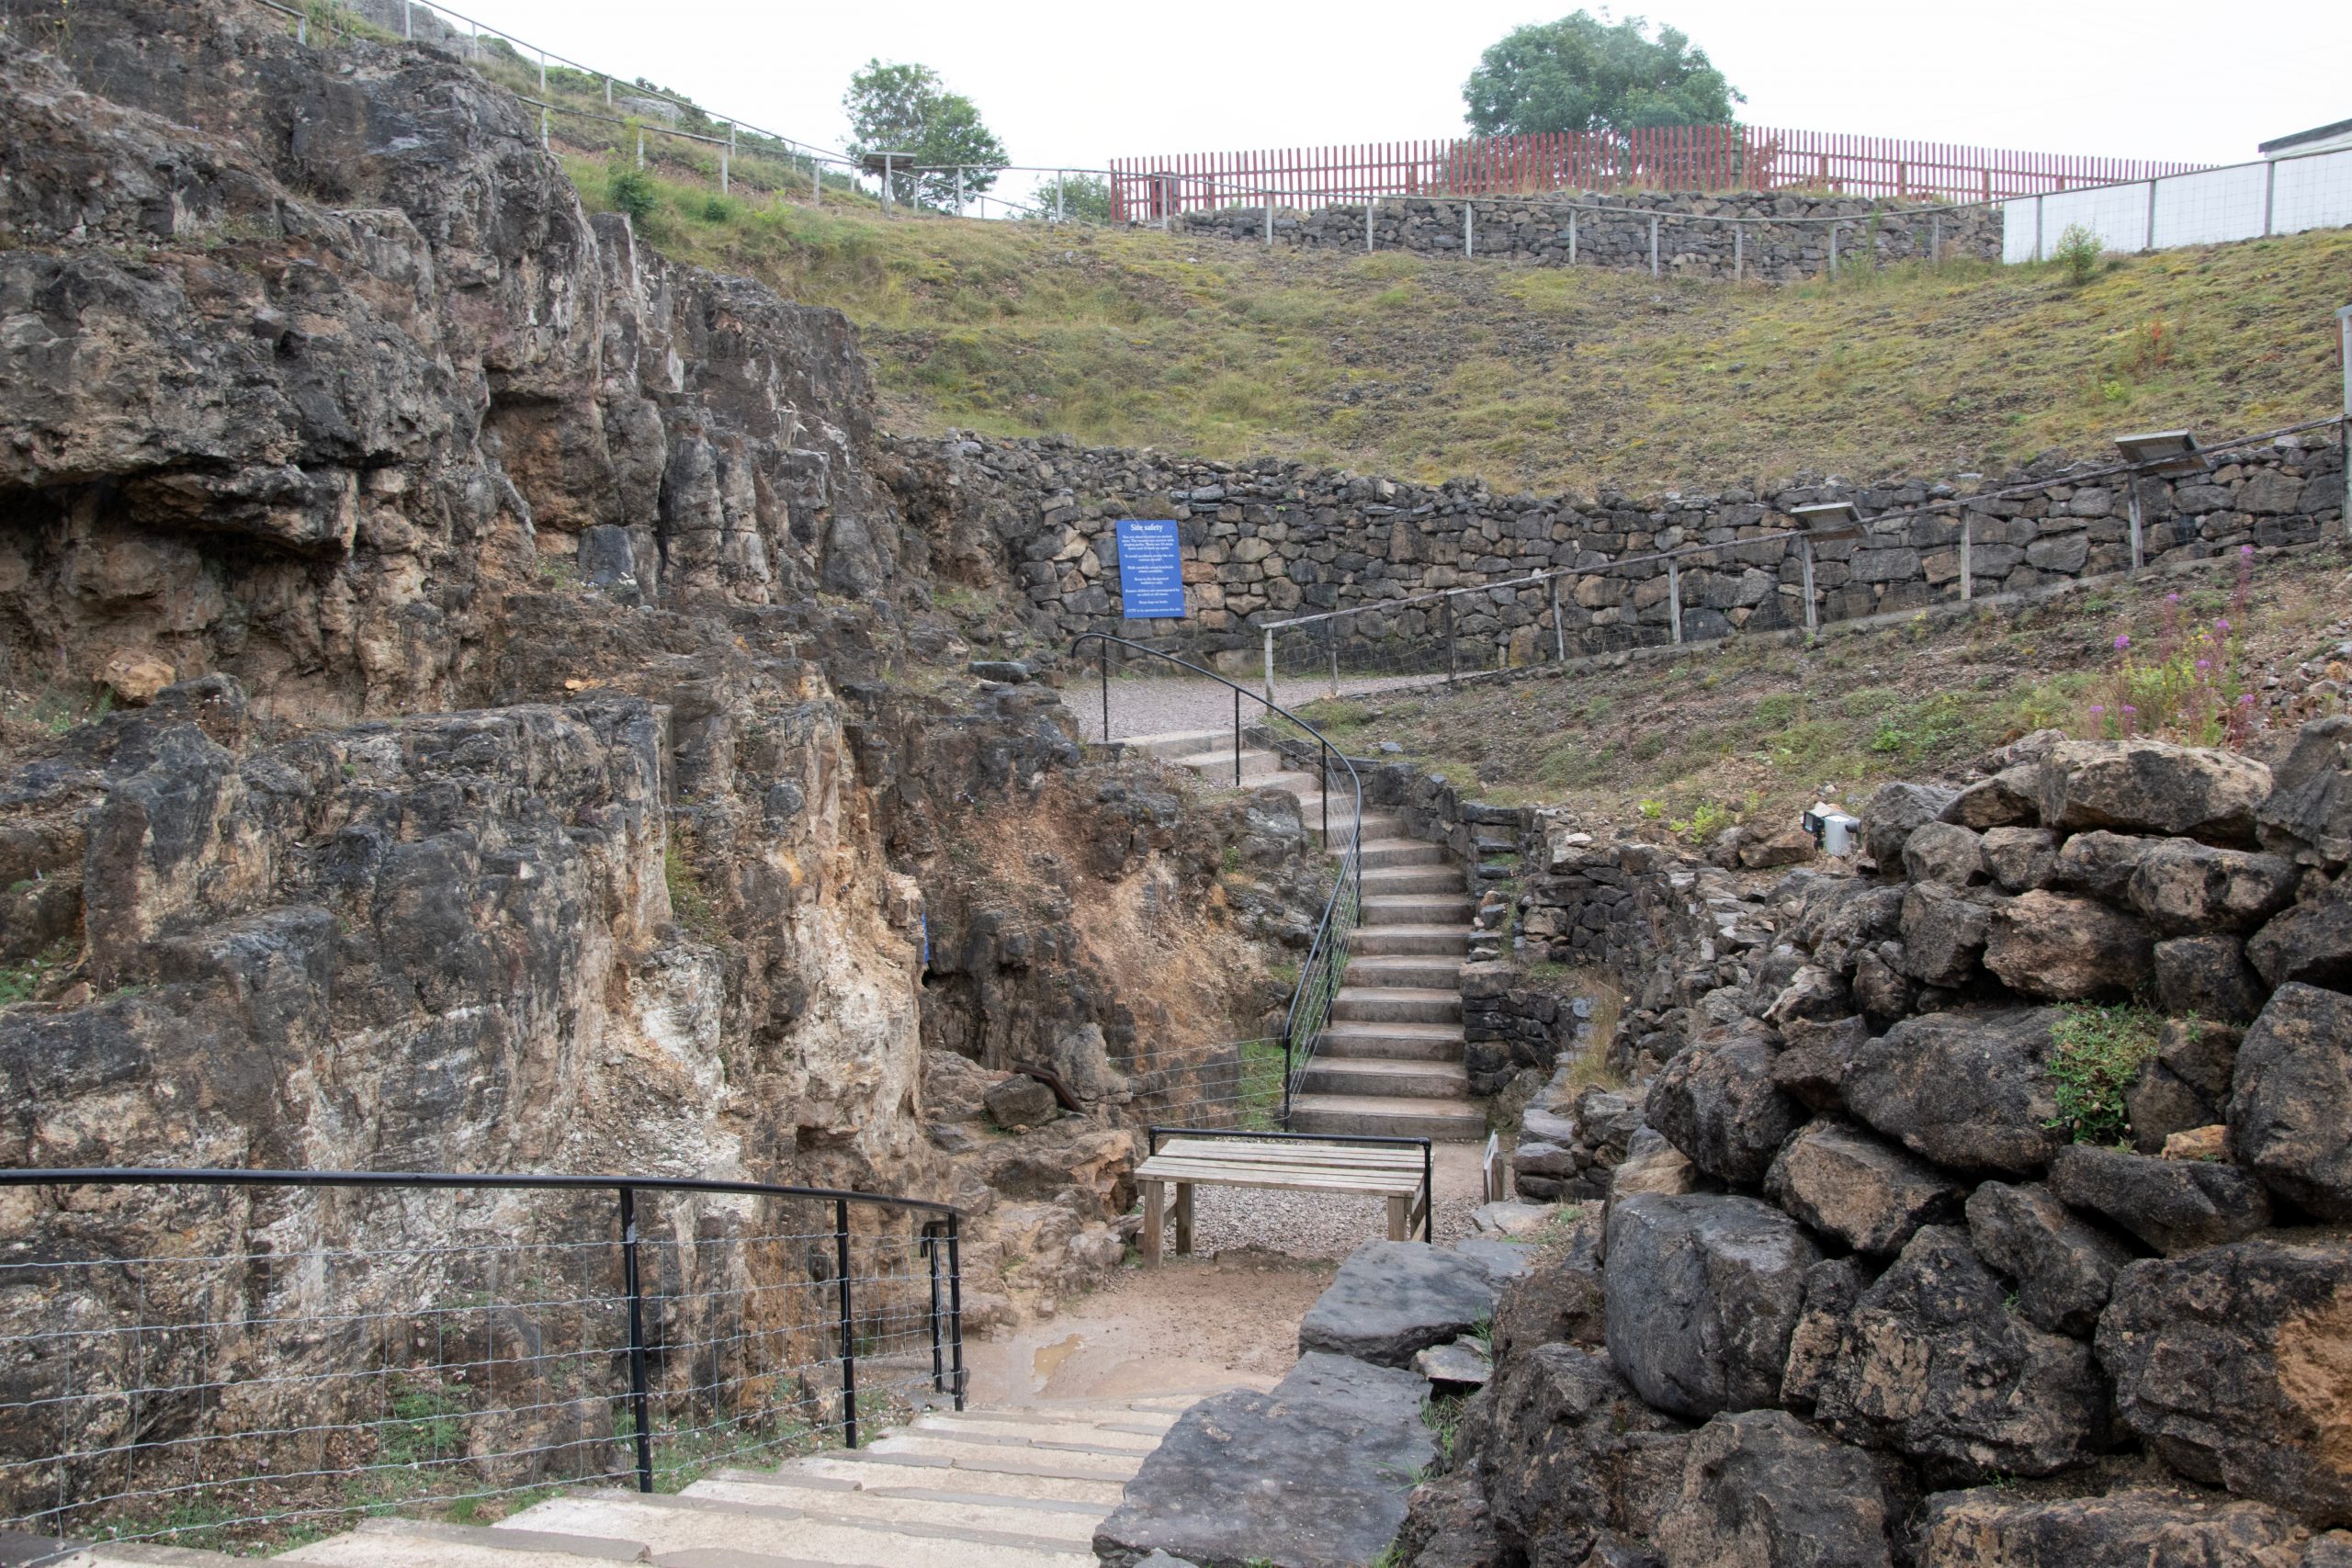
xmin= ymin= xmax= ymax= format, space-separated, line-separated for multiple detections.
xmin=1463 ymin=11 xmax=1743 ymax=137
xmin=843 ymin=61 xmax=1008 ymax=210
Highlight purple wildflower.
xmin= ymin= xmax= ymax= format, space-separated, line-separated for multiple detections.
xmin=2242 ymin=544 xmax=2256 ymax=558
xmin=2122 ymin=705 xmax=2138 ymax=713
xmin=2089 ymin=705 xmax=2106 ymax=715
xmin=2114 ymin=634 xmax=2132 ymax=650
xmin=2196 ymin=660 xmax=2211 ymax=671
xmin=2166 ymin=592 xmax=2181 ymax=604
xmin=2240 ymin=694 xmax=2256 ymax=705
xmin=2216 ymin=618 xmax=2230 ymax=633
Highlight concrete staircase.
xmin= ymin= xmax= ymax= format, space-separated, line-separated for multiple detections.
xmin=1124 ymin=728 xmax=1487 ymax=1142
xmin=53 ymin=1399 xmax=1199 ymax=1568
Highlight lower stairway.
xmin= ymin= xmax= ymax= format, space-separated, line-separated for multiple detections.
xmin=1122 ymin=728 xmax=1487 ymax=1142
xmin=60 ymin=1399 xmax=1195 ymax=1568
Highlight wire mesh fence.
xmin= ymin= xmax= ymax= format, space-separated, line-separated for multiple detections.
xmin=0 ymin=1173 xmax=961 ymax=1556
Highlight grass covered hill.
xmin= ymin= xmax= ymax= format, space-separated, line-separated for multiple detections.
xmin=566 ymin=159 xmax=2347 ymax=497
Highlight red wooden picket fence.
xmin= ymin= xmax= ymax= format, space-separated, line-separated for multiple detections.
xmin=1107 ymin=126 xmax=2206 ymax=219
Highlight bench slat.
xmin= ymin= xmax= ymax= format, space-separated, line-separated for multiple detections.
xmin=1136 ymin=1156 xmax=1424 ymax=1187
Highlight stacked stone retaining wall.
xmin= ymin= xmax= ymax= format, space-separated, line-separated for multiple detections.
xmin=1172 ymin=190 xmax=2003 ymax=282
xmin=916 ymin=430 xmax=2346 ymax=670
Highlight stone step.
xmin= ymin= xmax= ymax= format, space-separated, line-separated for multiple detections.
xmin=502 ymin=1490 xmax=1091 ymax=1568
xmin=1287 ymin=1092 xmax=1491 ymax=1142
xmin=858 ymin=1432 xmax=1146 ymax=1481
xmin=921 ymin=1405 xmax=1179 ymax=1438
xmin=680 ymin=1476 xmax=1102 ymax=1545
xmin=1329 ymin=987 xmax=1464 ymax=1024
xmin=792 ymin=1453 xmax=1127 ymax=1508
xmin=1359 ymin=864 xmax=1465 ymax=896
xmin=1115 ymin=728 xmax=1233 ymax=761
xmin=1319 ymin=1021 xmax=1466 ymax=1062
xmin=1341 ymin=953 xmax=1465 ymax=988
xmin=1354 ymin=837 xmax=1447 ymax=869
xmin=1298 ymin=1056 xmax=1472 ymax=1100
xmin=1170 ymin=748 xmax=1281 ymax=783
xmin=284 ymin=1519 xmax=651 ymax=1568
xmin=1362 ymin=894 xmax=1476 ymax=926
xmin=1317 ymin=814 xmax=1403 ymax=849
xmin=1348 ymin=924 xmax=1474 ymax=956
xmin=891 ymin=1422 xmax=1158 ymax=1458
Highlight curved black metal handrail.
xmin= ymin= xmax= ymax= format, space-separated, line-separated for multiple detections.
xmin=1 ymin=1166 xmax=965 ymax=1492
xmin=1069 ymin=633 xmax=1365 ymax=1127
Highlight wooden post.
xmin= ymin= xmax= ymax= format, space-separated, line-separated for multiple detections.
xmin=1140 ymin=1179 xmax=1165 ymax=1264
xmin=1174 ymin=1184 xmax=1194 ymax=1256
xmin=1387 ymin=1194 xmax=1410 ymax=1242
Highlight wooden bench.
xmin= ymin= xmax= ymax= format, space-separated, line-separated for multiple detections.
xmin=1132 ymin=1134 xmax=1431 ymax=1264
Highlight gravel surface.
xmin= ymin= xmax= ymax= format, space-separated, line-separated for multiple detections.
xmin=1178 ymin=1143 xmax=1488 ymax=1259
xmin=1070 ymin=671 xmax=1453 ymax=745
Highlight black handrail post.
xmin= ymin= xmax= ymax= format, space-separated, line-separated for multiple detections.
xmin=1320 ymin=739 xmax=1329 ymax=845
xmin=834 ymin=1198 xmax=857 ymax=1449
xmin=1281 ymin=1032 xmax=1294 ymax=1128
xmin=945 ymin=1213 xmax=967 ymax=1411
xmin=1445 ymin=593 xmax=1458 ymax=683
xmin=617 ymin=1187 xmax=655 ymax=1494
xmin=923 ymin=1226 xmax=945 ymax=1396
xmin=1232 ymin=686 xmax=1241 ymax=786
xmin=1422 ymin=1142 xmax=1434 ymax=1243
xmin=1101 ymin=638 xmax=1111 ymax=744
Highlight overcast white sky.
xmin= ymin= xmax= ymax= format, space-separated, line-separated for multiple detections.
xmin=458 ymin=0 xmax=2347 ymax=176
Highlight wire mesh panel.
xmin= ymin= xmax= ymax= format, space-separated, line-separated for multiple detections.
xmin=0 ymin=1177 xmax=960 ymax=1555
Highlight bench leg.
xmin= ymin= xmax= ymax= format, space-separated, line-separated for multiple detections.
xmin=1141 ymin=1179 xmax=1165 ymax=1265
xmin=1387 ymin=1194 xmax=1410 ymax=1242
xmin=1174 ymin=1182 xmax=1194 ymax=1257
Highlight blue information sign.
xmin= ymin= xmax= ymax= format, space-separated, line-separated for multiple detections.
xmin=1114 ymin=518 xmax=1186 ymax=619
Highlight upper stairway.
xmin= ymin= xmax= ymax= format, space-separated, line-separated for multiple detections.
xmin=1118 ymin=728 xmax=1487 ymax=1142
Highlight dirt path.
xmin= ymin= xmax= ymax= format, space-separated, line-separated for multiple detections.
xmin=962 ymin=1144 xmax=1492 ymax=1407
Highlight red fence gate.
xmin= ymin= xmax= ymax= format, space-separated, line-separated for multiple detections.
xmin=1107 ymin=125 xmax=2206 ymax=220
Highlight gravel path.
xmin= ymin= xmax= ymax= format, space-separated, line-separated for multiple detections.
xmin=1069 ymin=671 xmax=1454 ymax=745
xmin=1177 ymin=1143 xmax=1488 ymax=1259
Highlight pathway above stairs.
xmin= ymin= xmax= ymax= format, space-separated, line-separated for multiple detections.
xmin=54 ymin=1400 xmax=1201 ymax=1568
xmin=1122 ymin=728 xmax=1488 ymax=1142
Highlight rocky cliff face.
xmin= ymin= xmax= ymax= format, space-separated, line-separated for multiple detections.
xmin=1403 ymin=728 xmax=2352 ymax=1565
xmin=0 ymin=0 xmax=1306 ymax=1355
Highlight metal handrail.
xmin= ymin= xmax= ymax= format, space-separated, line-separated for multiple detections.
xmin=0 ymin=1167 xmax=967 ymax=1484
xmin=1069 ymin=634 xmax=1364 ymax=1128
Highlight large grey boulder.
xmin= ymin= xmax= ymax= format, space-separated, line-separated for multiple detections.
xmin=1963 ymin=1180 xmax=2133 ymax=1337
xmin=2257 ymin=714 xmax=2352 ymax=868
xmin=1843 ymin=1008 xmax=2066 ymax=1175
xmin=1898 ymin=884 xmax=1993 ymax=987
xmin=1942 ymin=768 xmax=2044 ymax=830
xmin=1476 ymin=1343 xmax=1690 ymax=1566
xmin=2049 ymin=829 xmax=2163 ymax=900
xmin=1491 ymin=1211 xmax=1605 ymax=1361
xmin=2229 ymin=981 xmax=2352 ymax=1221
xmin=2047 ymin=1143 xmax=2270 ymax=1255
xmin=1905 ymin=820 xmax=1988 ymax=886
xmin=1862 ymin=782 xmax=1959 ymax=869
xmin=1980 ymin=827 xmax=2059 ymax=893
xmin=1645 ymin=1026 xmax=1804 ymax=1187
xmin=2127 ymin=839 xmax=2300 ymax=933
xmin=1915 ymin=1487 xmax=2317 ymax=1567
xmin=1604 ymin=1192 xmax=1820 ymax=1420
xmin=2032 ymin=739 xmax=2272 ymax=844
xmin=1299 ymin=1240 xmax=1526 ymax=1369
xmin=1093 ymin=1351 xmax=1433 ymax=1568
xmin=1814 ymin=1226 xmax=2108 ymax=1478
xmin=2098 ymin=1235 xmax=2352 ymax=1527
xmin=2248 ymin=880 xmax=2352 ymax=992
xmin=2152 ymin=933 xmax=2267 ymax=1023
xmin=1652 ymin=1411 xmax=1902 ymax=1568
xmin=1765 ymin=1118 xmax=1964 ymax=1257
xmin=1982 ymin=889 xmax=2154 ymax=1000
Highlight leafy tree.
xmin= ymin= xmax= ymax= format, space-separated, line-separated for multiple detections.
xmin=1463 ymin=11 xmax=1743 ymax=137
xmin=1025 ymin=171 xmax=1113 ymax=222
xmin=843 ymin=60 xmax=1008 ymax=211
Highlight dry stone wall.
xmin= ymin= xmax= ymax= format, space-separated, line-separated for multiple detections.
xmin=922 ymin=433 xmax=2346 ymax=670
xmin=1395 ymin=724 xmax=2352 ymax=1565
xmin=1172 ymin=189 xmax=2003 ymax=281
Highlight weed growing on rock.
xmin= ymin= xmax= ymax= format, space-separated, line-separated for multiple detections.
xmin=2044 ymin=1002 xmax=2165 ymax=1145
xmin=2052 ymin=223 xmax=2107 ymax=288
xmin=2084 ymin=548 xmax=2259 ymax=745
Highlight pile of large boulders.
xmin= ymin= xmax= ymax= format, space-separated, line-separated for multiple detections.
xmin=1402 ymin=721 xmax=2352 ymax=1566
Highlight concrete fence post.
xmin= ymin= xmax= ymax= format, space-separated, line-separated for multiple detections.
xmin=719 ymin=149 xmax=729 ymax=195
xmin=2035 ymin=194 xmax=2045 ymax=263
xmin=1464 ymin=200 xmax=1474 ymax=258
xmin=1056 ymin=170 xmax=1065 ymax=222
xmin=1960 ymin=513 xmax=1973 ymax=601
xmin=401 ymin=0 xmax=412 ymax=39
xmin=2145 ymin=178 xmax=2158 ymax=252
xmin=2265 ymin=161 xmax=2278 ymax=237
xmin=1800 ymin=537 xmax=1819 ymax=635
xmin=2126 ymin=478 xmax=2146 ymax=571
xmin=1549 ymin=574 xmax=1566 ymax=661
xmin=539 ymin=107 xmax=549 ymax=149
xmin=1734 ymin=225 xmax=1743 ymax=281
xmin=1649 ymin=214 xmax=1659 ymax=277
xmin=1568 ymin=209 xmax=1577 ymax=265
xmin=955 ymin=165 xmax=965 ymax=218
xmin=636 ymin=129 xmax=644 ymax=169
xmin=1827 ymin=223 xmax=1838 ymax=279
xmin=1262 ymin=627 xmax=1276 ymax=707
xmin=538 ymin=49 xmax=547 ymax=93
xmin=605 ymin=75 xmax=612 ymax=107
xmin=1264 ymin=192 xmax=1272 ymax=247
xmin=1666 ymin=558 xmax=1683 ymax=644
xmin=1365 ymin=197 xmax=1374 ymax=254
xmin=1931 ymin=214 xmax=1941 ymax=265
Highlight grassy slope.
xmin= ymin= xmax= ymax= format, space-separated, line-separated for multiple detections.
xmin=564 ymin=159 xmax=2347 ymax=496
xmin=1284 ymin=546 xmax=2352 ymax=842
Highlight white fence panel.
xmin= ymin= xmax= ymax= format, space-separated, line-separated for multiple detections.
xmin=2005 ymin=147 xmax=2352 ymax=263
xmin=2153 ymin=163 xmax=2269 ymax=248
xmin=2274 ymin=147 xmax=2352 ymax=236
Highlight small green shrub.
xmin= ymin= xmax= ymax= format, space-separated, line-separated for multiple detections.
xmin=2044 ymin=1002 xmax=2165 ymax=1145
xmin=607 ymin=165 xmax=660 ymax=226
xmin=2052 ymin=223 xmax=2105 ymax=288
